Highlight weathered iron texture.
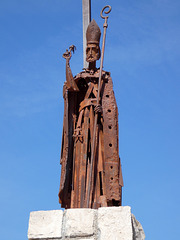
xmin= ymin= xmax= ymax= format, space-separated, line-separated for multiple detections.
xmin=59 ymin=6 xmax=123 ymax=209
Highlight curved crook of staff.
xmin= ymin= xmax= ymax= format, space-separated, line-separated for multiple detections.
xmin=86 ymin=5 xmax=112 ymax=208
xmin=101 ymin=5 xmax=112 ymax=19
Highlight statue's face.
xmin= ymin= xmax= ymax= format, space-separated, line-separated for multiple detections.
xmin=86 ymin=43 xmax=100 ymax=62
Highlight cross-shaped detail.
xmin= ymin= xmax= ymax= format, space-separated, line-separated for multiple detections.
xmin=73 ymin=127 xmax=83 ymax=143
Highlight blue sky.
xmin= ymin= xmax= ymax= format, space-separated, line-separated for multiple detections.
xmin=0 ymin=0 xmax=180 ymax=239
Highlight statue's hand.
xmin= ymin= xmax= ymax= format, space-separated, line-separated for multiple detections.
xmin=94 ymin=104 xmax=103 ymax=114
xmin=62 ymin=45 xmax=76 ymax=60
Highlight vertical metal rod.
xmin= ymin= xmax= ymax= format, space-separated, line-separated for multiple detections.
xmin=82 ymin=0 xmax=91 ymax=69
xmin=86 ymin=5 xmax=112 ymax=208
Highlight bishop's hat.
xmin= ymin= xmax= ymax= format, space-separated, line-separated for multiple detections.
xmin=86 ymin=19 xmax=101 ymax=44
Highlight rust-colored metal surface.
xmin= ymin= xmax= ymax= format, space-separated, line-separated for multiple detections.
xmin=58 ymin=6 xmax=123 ymax=209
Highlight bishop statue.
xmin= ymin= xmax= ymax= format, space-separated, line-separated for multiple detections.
xmin=58 ymin=8 xmax=123 ymax=209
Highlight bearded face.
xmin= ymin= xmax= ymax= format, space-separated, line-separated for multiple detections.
xmin=86 ymin=43 xmax=101 ymax=62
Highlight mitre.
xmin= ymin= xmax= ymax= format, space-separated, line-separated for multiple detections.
xmin=86 ymin=19 xmax=101 ymax=44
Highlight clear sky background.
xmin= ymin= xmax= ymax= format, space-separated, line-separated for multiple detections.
xmin=0 ymin=0 xmax=180 ymax=239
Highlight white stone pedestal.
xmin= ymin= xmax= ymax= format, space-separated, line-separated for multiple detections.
xmin=28 ymin=207 xmax=145 ymax=240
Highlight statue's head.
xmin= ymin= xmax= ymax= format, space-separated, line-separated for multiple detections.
xmin=86 ymin=19 xmax=101 ymax=62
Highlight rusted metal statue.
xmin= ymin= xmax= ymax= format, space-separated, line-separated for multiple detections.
xmin=58 ymin=6 xmax=123 ymax=209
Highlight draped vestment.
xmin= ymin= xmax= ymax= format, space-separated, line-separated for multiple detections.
xmin=59 ymin=69 xmax=123 ymax=209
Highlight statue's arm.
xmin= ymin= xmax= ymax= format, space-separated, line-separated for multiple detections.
xmin=63 ymin=45 xmax=79 ymax=92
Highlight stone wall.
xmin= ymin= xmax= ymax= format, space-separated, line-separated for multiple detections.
xmin=28 ymin=206 xmax=145 ymax=240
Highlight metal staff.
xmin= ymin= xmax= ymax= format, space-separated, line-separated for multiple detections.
xmin=86 ymin=5 xmax=112 ymax=208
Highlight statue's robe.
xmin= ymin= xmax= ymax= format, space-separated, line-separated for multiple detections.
xmin=58 ymin=69 xmax=123 ymax=209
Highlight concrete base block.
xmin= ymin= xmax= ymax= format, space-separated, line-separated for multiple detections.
xmin=132 ymin=214 xmax=145 ymax=240
xmin=64 ymin=208 xmax=95 ymax=238
xmin=98 ymin=207 xmax=132 ymax=240
xmin=28 ymin=210 xmax=63 ymax=240
xmin=27 ymin=207 xmax=145 ymax=240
